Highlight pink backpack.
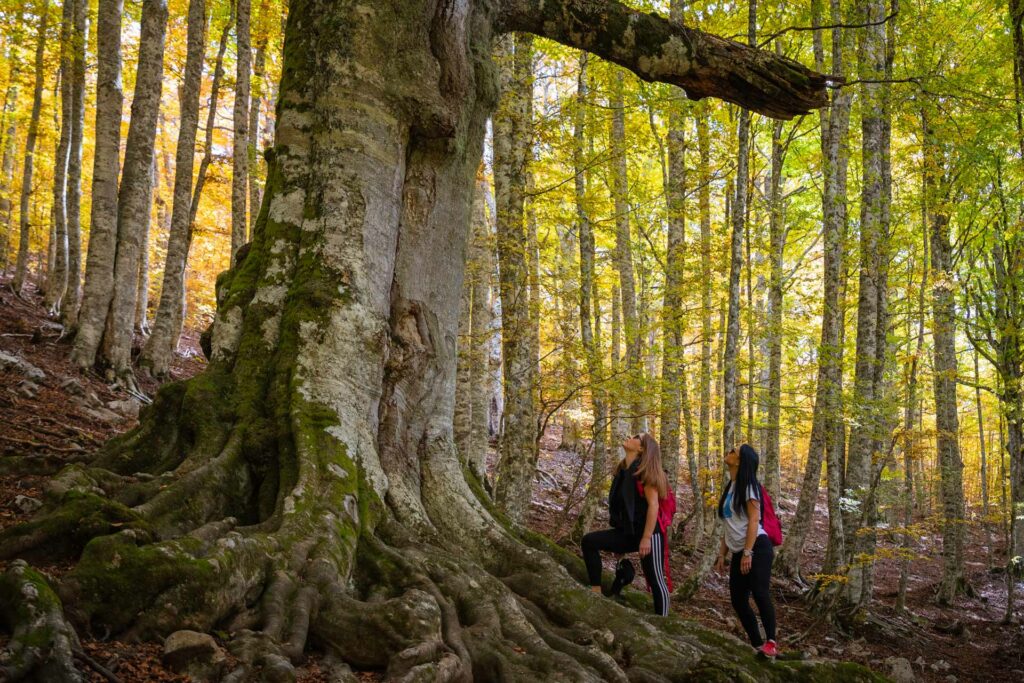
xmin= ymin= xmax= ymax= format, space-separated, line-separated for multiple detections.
xmin=759 ymin=485 xmax=783 ymax=546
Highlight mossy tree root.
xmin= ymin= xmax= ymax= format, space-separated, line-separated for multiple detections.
xmin=0 ymin=561 xmax=82 ymax=683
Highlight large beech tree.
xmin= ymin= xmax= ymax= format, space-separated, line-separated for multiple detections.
xmin=0 ymin=2 xmax=864 ymax=680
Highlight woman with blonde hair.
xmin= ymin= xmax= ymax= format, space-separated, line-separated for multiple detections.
xmin=581 ymin=432 xmax=671 ymax=616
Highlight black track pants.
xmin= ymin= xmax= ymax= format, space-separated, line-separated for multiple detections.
xmin=729 ymin=534 xmax=776 ymax=647
xmin=581 ymin=526 xmax=670 ymax=616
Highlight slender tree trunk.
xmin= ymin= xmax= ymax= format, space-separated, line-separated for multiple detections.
xmin=609 ymin=70 xmax=644 ymax=435
xmin=697 ymin=105 xmax=713 ymax=506
xmin=572 ymin=53 xmax=609 ymax=540
xmin=140 ymin=0 xmax=208 ymax=376
xmin=97 ymin=0 xmax=168 ymax=383
xmin=70 ymin=0 xmax=123 ymax=366
xmin=192 ymin=10 xmax=233 ymax=226
xmin=1 ymin=2 xmax=25 ymax=278
xmin=927 ymin=158 xmax=967 ymax=603
xmin=780 ymin=0 xmax=852 ymax=580
xmin=974 ymin=327 xmax=991 ymax=564
xmin=231 ymin=0 xmax=251 ymax=263
xmin=11 ymin=1 xmax=47 ymax=293
xmin=493 ymin=33 xmax=538 ymax=524
xmin=60 ymin=0 xmax=87 ymax=329
xmin=763 ymin=68 xmax=786 ymax=504
xmin=840 ymin=0 xmax=892 ymax=608
xmin=897 ymin=238 xmax=925 ymax=611
xmin=455 ymin=176 xmax=493 ymax=484
xmin=658 ymin=44 xmax=686 ymax=486
xmin=248 ymin=0 xmax=269 ymax=237
xmin=33 ymin=0 xmax=73 ymax=301
xmin=723 ymin=0 xmax=756 ymax=451
xmin=135 ymin=156 xmax=156 ymax=335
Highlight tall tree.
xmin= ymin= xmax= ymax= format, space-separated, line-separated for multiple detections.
xmin=722 ymin=0 xmax=757 ymax=451
xmin=31 ymin=0 xmax=73 ymax=301
xmin=0 ymin=2 xmax=833 ymax=679
xmin=140 ymin=0 xmax=208 ymax=377
xmin=96 ymin=0 xmax=168 ymax=382
xmin=231 ymin=0 xmax=251 ymax=262
xmin=70 ymin=0 xmax=123 ymax=366
xmin=10 ymin=0 xmax=47 ymax=294
xmin=777 ymin=0 xmax=853 ymax=580
xmin=609 ymin=69 xmax=644 ymax=434
xmin=572 ymin=52 xmax=610 ymax=539
xmin=697 ymin=104 xmax=713 ymax=507
xmin=493 ymin=32 xmax=538 ymax=524
xmin=60 ymin=0 xmax=87 ymax=329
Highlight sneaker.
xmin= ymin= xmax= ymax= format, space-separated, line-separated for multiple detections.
xmin=758 ymin=640 xmax=778 ymax=658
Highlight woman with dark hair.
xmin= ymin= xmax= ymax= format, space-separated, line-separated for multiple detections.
xmin=581 ymin=433 xmax=671 ymax=616
xmin=715 ymin=444 xmax=778 ymax=657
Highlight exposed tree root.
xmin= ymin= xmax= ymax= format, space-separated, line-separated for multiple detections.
xmin=0 ymin=561 xmax=82 ymax=683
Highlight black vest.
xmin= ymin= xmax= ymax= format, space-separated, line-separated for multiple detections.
xmin=608 ymin=460 xmax=648 ymax=538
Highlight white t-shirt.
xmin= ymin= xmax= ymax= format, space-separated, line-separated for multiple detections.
xmin=720 ymin=482 xmax=766 ymax=553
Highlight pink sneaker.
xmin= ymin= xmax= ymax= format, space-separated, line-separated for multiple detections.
xmin=758 ymin=640 xmax=778 ymax=658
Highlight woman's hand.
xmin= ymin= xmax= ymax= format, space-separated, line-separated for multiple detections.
xmin=639 ymin=535 xmax=652 ymax=558
xmin=715 ymin=553 xmax=726 ymax=573
xmin=740 ymin=553 xmax=752 ymax=574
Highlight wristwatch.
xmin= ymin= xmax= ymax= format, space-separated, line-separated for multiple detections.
xmin=742 ymin=549 xmax=753 ymax=558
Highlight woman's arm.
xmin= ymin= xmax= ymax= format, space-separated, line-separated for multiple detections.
xmin=639 ymin=486 xmax=660 ymax=557
xmin=740 ymin=497 xmax=760 ymax=574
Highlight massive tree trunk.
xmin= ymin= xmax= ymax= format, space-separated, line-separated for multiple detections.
xmin=493 ymin=32 xmax=538 ymax=524
xmin=777 ymin=0 xmax=852 ymax=581
xmin=140 ymin=0 xmax=208 ymax=377
xmin=70 ymin=0 xmax=123 ymax=367
xmin=231 ymin=0 xmax=251 ymax=263
xmin=96 ymin=0 xmax=168 ymax=383
xmin=0 ymin=2 xmax=853 ymax=680
xmin=11 ymin=0 xmax=47 ymax=295
xmin=60 ymin=0 xmax=87 ymax=330
xmin=34 ymin=0 xmax=73 ymax=302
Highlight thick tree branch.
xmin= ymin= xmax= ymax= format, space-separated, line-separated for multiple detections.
xmin=498 ymin=0 xmax=834 ymax=119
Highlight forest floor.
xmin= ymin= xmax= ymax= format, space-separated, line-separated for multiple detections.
xmin=2 ymin=272 xmax=1023 ymax=681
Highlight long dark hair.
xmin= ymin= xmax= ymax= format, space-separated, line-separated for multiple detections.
xmin=717 ymin=444 xmax=761 ymax=518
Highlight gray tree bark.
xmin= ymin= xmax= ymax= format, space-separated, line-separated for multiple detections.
xmin=722 ymin=0 xmax=757 ymax=452
xmin=60 ymin=0 xmax=87 ymax=330
xmin=455 ymin=175 xmax=493 ymax=484
xmin=140 ymin=0 xmax=207 ymax=377
xmin=777 ymin=0 xmax=853 ymax=580
xmin=571 ymin=53 xmax=611 ymax=540
xmin=70 ymin=0 xmax=123 ymax=367
xmin=1 ymin=2 xmax=25 ymax=278
xmin=841 ymin=0 xmax=892 ymax=607
xmin=763 ymin=79 xmax=785 ymax=504
xmin=231 ymin=0 xmax=251 ymax=263
xmin=11 ymin=0 xmax=47 ymax=294
xmin=609 ymin=70 xmax=644 ymax=435
xmin=697 ymin=105 xmax=713 ymax=509
xmin=249 ymin=3 xmax=268 ymax=237
xmin=493 ymin=33 xmax=538 ymax=524
xmin=34 ymin=0 xmax=73 ymax=302
xmin=924 ymin=115 xmax=968 ymax=605
xmin=97 ymin=0 xmax=168 ymax=383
